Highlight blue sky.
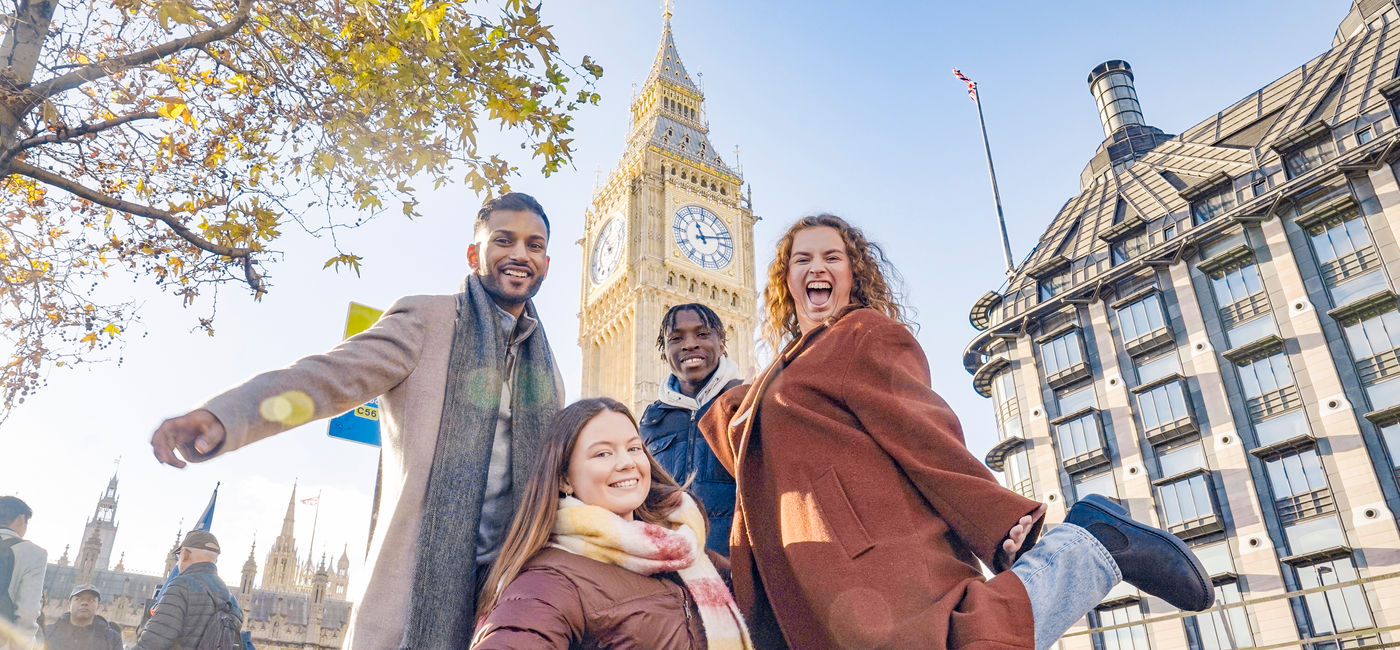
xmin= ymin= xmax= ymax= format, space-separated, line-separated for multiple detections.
xmin=2 ymin=1 xmax=1348 ymax=589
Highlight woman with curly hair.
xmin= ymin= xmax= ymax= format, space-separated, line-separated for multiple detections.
xmin=699 ymin=215 xmax=1214 ymax=649
xmin=472 ymin=397 xmax=752 ymax=649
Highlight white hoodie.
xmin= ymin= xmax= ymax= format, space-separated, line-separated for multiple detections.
xmin=657 ymin=356 xmax=741 ymax=412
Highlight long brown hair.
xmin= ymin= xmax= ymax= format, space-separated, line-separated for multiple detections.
xmin=474 ymin=397 xmax=690 ymax=618
xmin=762 ymin=214 xmax=910 ymax=347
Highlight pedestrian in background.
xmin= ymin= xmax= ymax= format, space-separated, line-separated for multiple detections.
xmin=0 ymin=496 xmax=46 ymax=650
xmin=132 ymin=530 xmax=242 ymax=650
xmin=45 ymin=585 xmax=122 ymax=650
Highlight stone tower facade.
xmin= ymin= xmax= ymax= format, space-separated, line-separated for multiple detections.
xmin=74 ymin=469 xmax=119 ymax=573
xmin=261 ymin=485 xmax=301 ymax=591
xmin=579 ymin=9 xmax=758 ymax=412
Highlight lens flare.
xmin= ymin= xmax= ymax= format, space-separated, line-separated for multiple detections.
xmin=259 ymin=390 xmax=315 ymax=426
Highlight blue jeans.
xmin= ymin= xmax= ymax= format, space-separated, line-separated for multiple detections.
xmin=1010 ymin=522 xmax=1121 ymax=650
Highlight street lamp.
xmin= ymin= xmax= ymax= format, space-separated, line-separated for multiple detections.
xmin=1314 ymin=565 xmax=1342 ymax=648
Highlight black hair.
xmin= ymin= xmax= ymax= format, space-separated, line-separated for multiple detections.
xmin=655 ymin=303 xmax=726 ymax=351
xmin=0 ymin=496 xmax=32 ymax=525
xmin=475 ymin=192 xmax=550 ymax=238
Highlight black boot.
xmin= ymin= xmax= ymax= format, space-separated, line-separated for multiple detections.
xmin=1065 ymin=494 xmax=1214 ymax=611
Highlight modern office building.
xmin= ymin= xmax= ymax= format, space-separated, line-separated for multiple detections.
xmin=966 ymin=2 xmax=1400 ymax=648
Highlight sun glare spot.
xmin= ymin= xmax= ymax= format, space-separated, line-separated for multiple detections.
xmin=259 ymin=391 xmax=315 ymax=426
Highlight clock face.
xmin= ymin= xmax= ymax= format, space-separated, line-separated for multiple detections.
xmin=590 ymin=217 xmax=625 ymax=284
xmin=672 ymin=205 xmax=733 ymax=270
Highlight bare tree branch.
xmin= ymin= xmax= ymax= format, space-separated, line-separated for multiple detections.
xmin=9 ymin=160 xmax=267 ymax=292
xmin=23 ymin=0 xmax=255 ymax=105
xmin=14 ymin=110 xmax=159 ymax=149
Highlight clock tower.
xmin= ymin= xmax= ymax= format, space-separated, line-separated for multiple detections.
xmin=579 ymin=9 xmax=758 ymax=413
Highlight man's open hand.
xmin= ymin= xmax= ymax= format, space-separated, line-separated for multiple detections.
xmin=151 ymin=409 xmax=226 ymax=468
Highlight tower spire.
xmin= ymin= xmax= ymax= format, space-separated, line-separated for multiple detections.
xmin=281 ymin=481 xmax=297 ymax=539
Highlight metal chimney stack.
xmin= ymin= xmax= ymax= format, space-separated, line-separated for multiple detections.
xmin=1088 ymin=60 xmax=1146 ymax=139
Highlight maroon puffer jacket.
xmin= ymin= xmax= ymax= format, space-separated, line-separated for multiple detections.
xmin=472 ymin=547 xmax=729 ymax=649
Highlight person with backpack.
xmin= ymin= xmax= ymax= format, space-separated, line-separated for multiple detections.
xmin=133 ymin=530 xmax=243 ymax=650
xmin=45 ymin=585 xmax=123 ymax=650
xmin=0 ymin=496 xmax=47 ymax=650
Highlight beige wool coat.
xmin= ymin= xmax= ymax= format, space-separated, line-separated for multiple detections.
xmin=199 ymin=293 xmax=563 ymax=649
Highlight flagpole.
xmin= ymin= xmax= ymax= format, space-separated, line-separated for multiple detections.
xmin=958 ymin=70 xmax=1016 ymax=276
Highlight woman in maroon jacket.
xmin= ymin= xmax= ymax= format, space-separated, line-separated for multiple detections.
xmin=472 ymin=397 xmax=753 ymax=650
xmin=699 ymin=214 xmax=1214 ymax=650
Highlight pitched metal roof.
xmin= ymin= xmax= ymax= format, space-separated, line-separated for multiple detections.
xmin=992 ymin=13 xmax=1400 ymax=327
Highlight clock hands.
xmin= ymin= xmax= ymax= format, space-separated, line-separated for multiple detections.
xmin=693 ymin=223 xmax=732 ymax=244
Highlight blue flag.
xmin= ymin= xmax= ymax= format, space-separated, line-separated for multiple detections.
xmin=151 ymin=483 xmax=219 ymax=609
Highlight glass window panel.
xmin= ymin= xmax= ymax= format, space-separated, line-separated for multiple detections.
xmin=1135 ymin=350 xmax=1181 ymax=385
xmin=1058 ymin=384 xmax=1098 ymax=415
xmin=1056 ymin=413 xmax=1102 ymax=458
xmin=1190 ymin=582 xmax=1253 ymax=650
xmin=1159 ymin=443 xmax=1206 ymax=477
xmin=1330 ymin=269 xmax=1387 ymax=307
xmin=1296 ymin=557 xmax=1374 ymax=635
xmin=1138 ymin=380 xmax=1190 ymax=431
xmin=1283 ymin=515 xmax=1346 ymax=555
xmin=1312 ymin=228 xmax=1339 ymax=262
xmin=1382 ymin=423 xmax=1400 ymax=470
xmin=1159 ymin=473 xmax=1214 ymax=526
xmin=1345 ymin=217 xmax=1372 ymax=247
xmin=1226 ymin=315 xmax=1278 ymax=348
xmin=1075 ymin=471 xmax=1118 ymax=500
xmin=1193 ymin=543 xmax=1236 ymax=576
xmin=1094 ymin=603 xmax=1149 ymax=650
xmin=1255 ymin=410 xmax=1310 ymax=447
xmin=1238 ymin=352 xmax=1296 ymax=400
xmin=1041 ymin=331 xmax=1085 ymax=376
xmin=1006 ymin=449 xmax=1032 ymax=486
xmin=1118 ymin=294 xmax=1167 ymax=341
xmin=1266 ymin=449 xmax=1327 ymax=498
xmin=1365 ymin=376 xmax=1400 ymax=409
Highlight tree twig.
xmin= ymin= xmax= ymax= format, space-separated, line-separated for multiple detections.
xmin=14 ymin=110 xmax=159 ymax=149
xmin=23 ymin=0 xmax=256 ymax=105
xmin=9 ymin=160 xmax=267 ymax=293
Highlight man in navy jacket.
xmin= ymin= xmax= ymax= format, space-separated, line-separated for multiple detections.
xmin=639 ymin=303 xmax=742 ymax=555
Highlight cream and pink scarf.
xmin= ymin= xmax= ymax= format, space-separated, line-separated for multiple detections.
xmin=552 ymin=494 xmax=753 ymax=650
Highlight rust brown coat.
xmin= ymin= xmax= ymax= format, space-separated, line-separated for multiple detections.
xmin=472 ymin=547 xmax=714 ymax=649
xmin=700 ymin=309 xmax=1044 ymax=650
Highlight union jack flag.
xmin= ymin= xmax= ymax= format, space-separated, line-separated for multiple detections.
xmin=952 ymin=68 xmax=977 ymax=101
xmin=301 ymin=496 xmax=320 ymax=505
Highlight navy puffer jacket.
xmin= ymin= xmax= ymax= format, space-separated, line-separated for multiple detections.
xmin=640 ymin=378 xmax=742 ymax=556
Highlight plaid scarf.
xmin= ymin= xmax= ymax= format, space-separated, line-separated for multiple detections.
xmin=552 ymin=494 xmax=753 ymax=650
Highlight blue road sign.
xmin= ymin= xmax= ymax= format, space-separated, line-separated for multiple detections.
xmin=328 ymin=399 xmax=381 ymax=447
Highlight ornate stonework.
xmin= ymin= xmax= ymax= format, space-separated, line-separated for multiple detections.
xmin=579 ymin=12 xmax=758 ymax=413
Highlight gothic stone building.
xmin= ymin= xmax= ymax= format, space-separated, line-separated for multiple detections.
xmin=42 ymin=478 xmax=353 ymax=649
xmin=966 ymin=1 xmax=1400 ymax=648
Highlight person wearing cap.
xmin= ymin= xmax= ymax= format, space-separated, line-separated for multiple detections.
xmin=132 ymin=530 xmax=243 ymax=650
xmin=45 ymin=585 xmax=122 ymax=650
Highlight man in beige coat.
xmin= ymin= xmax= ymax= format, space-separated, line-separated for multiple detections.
xmin=150 ymin=193 xmax=565 ymax=649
